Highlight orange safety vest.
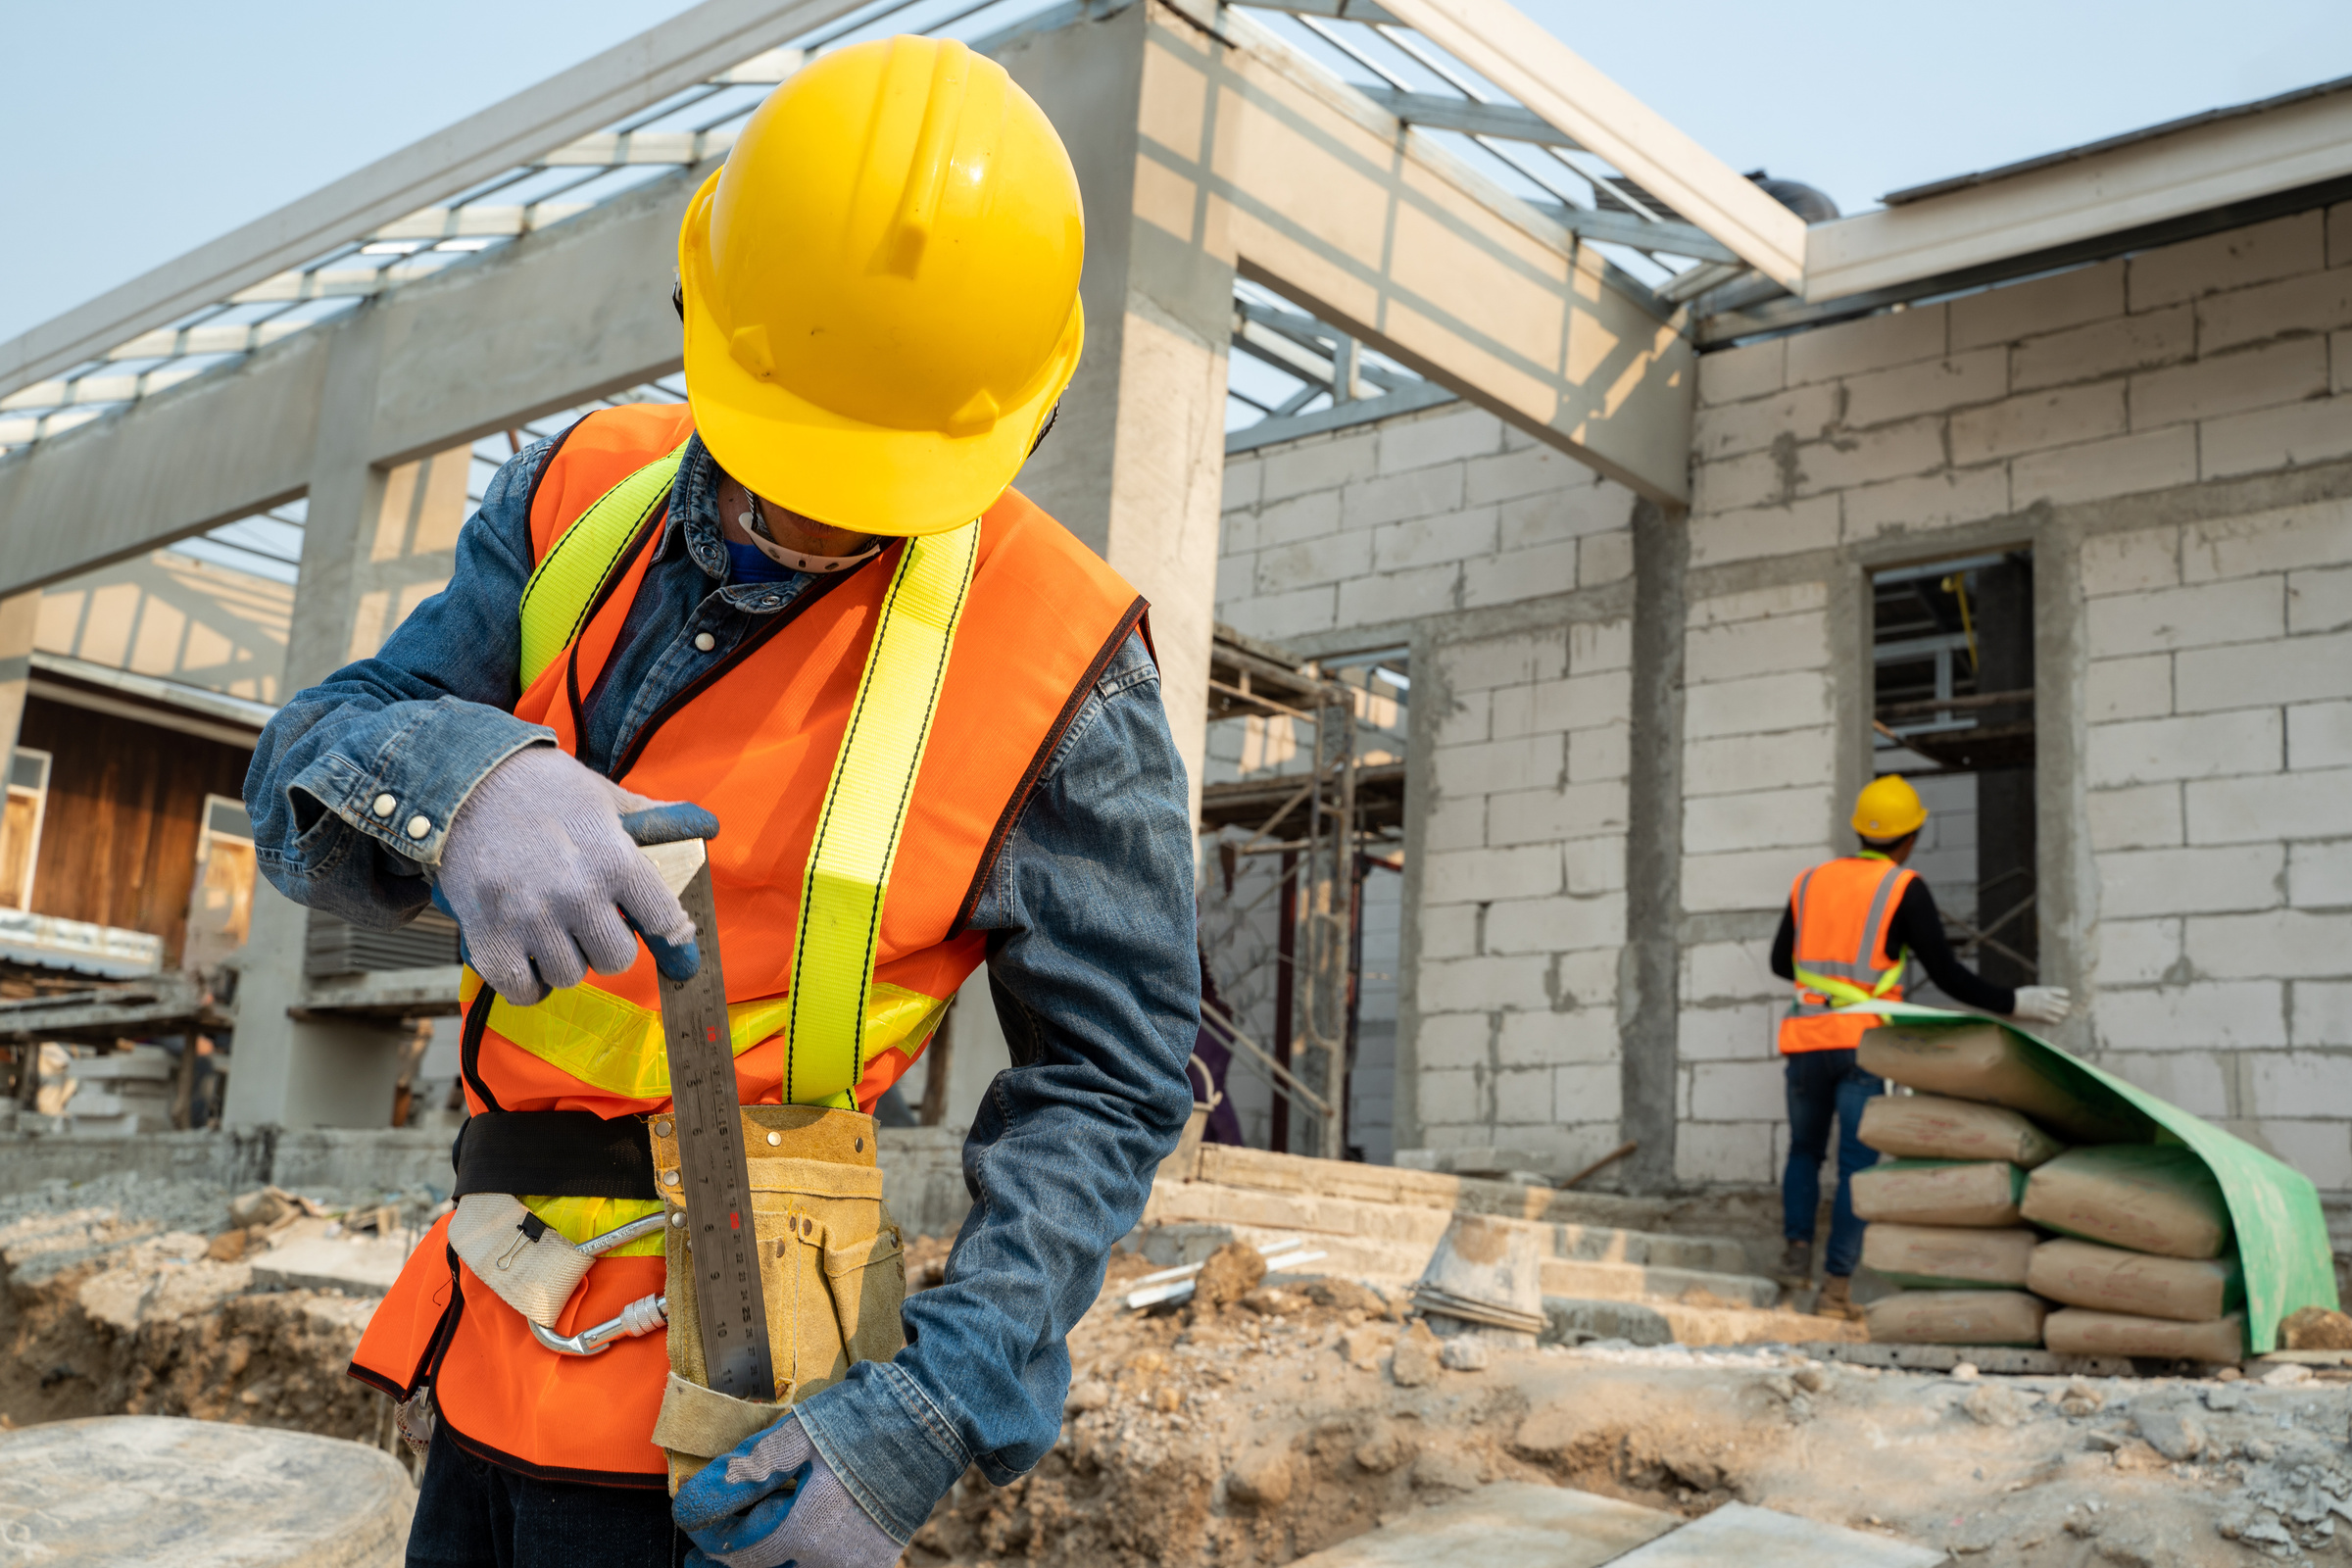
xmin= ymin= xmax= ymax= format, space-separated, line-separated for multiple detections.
xmin=1777 ymin=855 xmax=1916 ymax=1055
xmin=350 ymin=404 xmax=1146 ymax=1486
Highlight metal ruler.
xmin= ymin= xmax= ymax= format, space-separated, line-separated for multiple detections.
xmin=659 ymin=856 xmax=776 ymax=1401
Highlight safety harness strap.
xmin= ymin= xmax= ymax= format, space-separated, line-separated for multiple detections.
xmin=516 ymin=439 xmax=691 ymax=690
xmin=784 ymin=519 xmax=982 ymax=1104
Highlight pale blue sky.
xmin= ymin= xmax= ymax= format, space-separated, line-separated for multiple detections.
xmin=5 ymin=0 xmax=2350 ymax=346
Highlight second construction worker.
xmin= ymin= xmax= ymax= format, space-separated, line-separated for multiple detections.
xmin=1771 ymin=776 xmax=2070 ymax=1320
xmin=246 ymin=40 xmax=1198 ymax=1568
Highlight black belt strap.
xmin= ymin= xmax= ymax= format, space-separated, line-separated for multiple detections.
xmin=451 ymin=1109 xmax=658 ymax=1200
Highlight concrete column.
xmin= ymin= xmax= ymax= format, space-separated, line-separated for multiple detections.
xmin=1619 ymin=502 xmax=1686 ymax=1192
xmin=224 ymin=311 xmax=412 ymax=1130
xmin=0 ymin=591 xmax=43 ymax=777
xmin=998 ymin=4 xmax=1235 ymax=814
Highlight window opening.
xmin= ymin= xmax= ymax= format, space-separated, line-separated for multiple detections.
xmin=1871 ymin=551 xmax=2037 ymax=998
xmin=0 ymin=749 xmax=54 ymax=911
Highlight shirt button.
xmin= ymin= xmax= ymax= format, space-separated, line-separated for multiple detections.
xmin=694 ymin=632 xmax=716 ymax=653
xmin=405 ymin=815 xmax=432 ymax=840
xmin=371 ymin=793 xmax=396 ymax=817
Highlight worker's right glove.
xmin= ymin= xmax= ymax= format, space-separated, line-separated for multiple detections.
xmin=432 ymin=745 xmax=715 ymax=1006
xmin=2011 ymin=986 xmax=2073 ymax=1026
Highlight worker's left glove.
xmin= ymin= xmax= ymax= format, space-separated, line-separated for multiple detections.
xmin=673 ymin=1413 xmax=905 ymax=1568
xmin=2011 ymin=986 xmax=2072 ymax=1026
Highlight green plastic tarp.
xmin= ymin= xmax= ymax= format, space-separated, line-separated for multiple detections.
xmin=1850 ymin=1002 xmax=2337 ymax=1354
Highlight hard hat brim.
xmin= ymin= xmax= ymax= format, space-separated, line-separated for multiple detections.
xmin=676 ymin=172 xmax=1082 ymax=538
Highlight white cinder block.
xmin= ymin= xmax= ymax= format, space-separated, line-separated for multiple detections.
xmin=1260 ymin=429 xmax=1378 ymax=503
xmin=1843 ymin=348 xmax=2008 ymax=426
xmin=1529 ymin=673 xmax=1633 ymax=735
xmin=1252 ymin=489 xmax=1343 ymax=547
xmin=1221 ymin=585 xmax=1338 ymax=641
xmin=1682 ymin=788 xmax=1833 ymax=857
xmin=1461 ymin=540 xmax=1576 ymax=610
xmin=1432 ymin=688 xmax=1490 ymax=748
xmin=1418 ymin=903 xmax=1482 ymax=960
xmin=2012 ymin=305 xmax=2192 ymax=393
xmin=2196 ymin=265 xmax=2352 ymax=355
xmin=1415 ymin=1012 xmax=1494 ymax=1072
xmin=2183 ymin=499 xmax=2352 ymax=583
xmin=1443 ymin=631 xmax=1568 ymax=692
xmin=2294 ymin=981 xmax=2352 ymax=1048
xmin=2177 ymin=630 xmax=2352 ymax=713
xmin=2129 ymin=337 xmax=2328 ymax=430
xmin=2098 ymin=844 xmax=2284 ymax=917
xmin=1377 ymin=407 xmax=1504 ymax=474
xmin=1693 ymin=382 xmax=1840 ymax=461
xmin=2187 ymin=766 xmax=2352 ymax=844
xmin=2201 ymin=395 xmax=2352 ymax=480
xmin=1420 ymin=794 xmax=1487 ymax=854
xmin=1687 ymin=497 xmax=1841 ymax=568
xmin=1784 ymin=303 xmax=1948 ymax=386
xmin=1839 ymin=466 xmax=2012 ymax=543
xmin=1553 ymin=950 xmax=1619 ymax=1010
xmin=1692 ymin=449 xmax=1786 ymax=515
xmin=2013 ymin=426 xmax=2199 ymax=508
xmin=1697 ymin=338 xmax=1786 ymax=405
xmin=1416 ymin=1069 xmax=1485 ymax=1126
xmin=1682 ymin=846 xmax=1828 ymax=915
xmin=1464 ymin=443 xmax=1589 ymax=507
xmin=1950 ymin=261 xmax=2125 ymax=351
xmin=1433 ymin=735 xmax=1564 ymax=797
xmin=1687 ymin=580 xmax=1829 ymax=628
xmin=1372 ymin=509 xmax=1499 ymax=573
xmin=1678 ymin=1004 xmax=1782 ymax=1062
xmin=1566 ymin=723 xmax=1630 ymax=784
xmin=1497 ymin=1008 xmax=1619 ymax=1066
xmin=1338 ymin=563 xmax=1458 ymax=626
xmin=1950 ymin=381 xmax=2128 ymax=465
xmin=1672 ymin=737 xmax=1828 ymax=818
xmin=1681 ymin=939 xmax=1779 ymax=1004
xmin=1675 ymin=1119 xmax=1776 ymax=1186
xmin=1790 ymin=416 xmax=1948 ymax=495
xmin=1222 ymin=454 xmax=1264 ymax=512
xmin=2084 ymin=709 xmax=2281 ymax=789
xmin=1492 ymin=1067 xmax=1558 ymax=1127
xmin=2084 ymin=576 xmax=2283 ymax=658
xmin=2289 ymin=564 xmax=2352 ymax=635
xmin=2126 ymin=212 xmax=2325 ymax=311
xmin=2250 ymin=1121 xmax=2352 ymax=1191
xmin=1343 ymin=466 xmax=1467 ymax=531
xmin=2183 ymin=908 xmax=2352 ymax=979
xmin=1683 ymin=670 xmax=1834 ymax=740
xmin=2093 ymin=917 xmax=2184 ymax=987
xmin=1499 ymin=485 xmax=1635 ymax=555
xmin=1562 ymin=835 xmax=1626 ymax=896
xmin=2084 ymin=655 xmax=2173 ymax=723
xmin=1486 ymin=782 xmax=1627 ymax=847
xmin=1689 ymin=1058 xmax=1787 ymax=1121
xmin=2289 ymin=700 xmax=2352 ymax=771
xmin=1551 ymin=1063 xmax=1623 ymax=1123
xmin=2290 ymin=842 xmax=2352 ymax=907
xmin=1254 ymin=529 xmax=1371 ymax=594
xmin=1483 ymin=891 xmax=1626 ymax=956
xmin=2092 ymin=981 xmax=2287 ymax=1051
xmin=1417 ymin=956 xmax=1554 ymax=1015
xmin=2097 ymin=1052 xmax=2231 ymax=1119
xmin=2085 ymin=782 xmax=2182 ymax=858
xmin=1569 ymin=618 xmax=1633 ymax=673
xmin=2248 ymin=1053 xmax=2352 ymax=1120
xmin=1421 ymin=845 xmax=1564 ymax=906
xmin=1579 ymin=531 xmax=1635 ymax=587
xmin=2079 ymin=525 xmax=2181 ymax=598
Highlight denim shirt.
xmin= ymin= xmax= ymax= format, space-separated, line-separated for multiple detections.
xmin=244 ymin=431 xmax=1200 ymax=1536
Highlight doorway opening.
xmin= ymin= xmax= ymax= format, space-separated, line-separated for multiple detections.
xmin=1870 ymin=551 xmax=2038 ymax=996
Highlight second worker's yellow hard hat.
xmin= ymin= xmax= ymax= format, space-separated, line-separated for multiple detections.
xmin=678 ymin=36 xmax=1085 ymax=536
xmin=1852 ymin=775 xmax=1929 ymax=839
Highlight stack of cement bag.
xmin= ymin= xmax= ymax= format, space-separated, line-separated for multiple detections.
xmin=1851 ymin=1022 xmax=2242 ymax=1362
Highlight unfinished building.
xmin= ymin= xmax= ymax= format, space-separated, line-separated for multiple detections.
xmin=0 ymin=0 xmax=2347 ymax=1230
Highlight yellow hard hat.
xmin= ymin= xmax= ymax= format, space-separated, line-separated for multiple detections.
xmin=677 ymin=36 xmax=1085 ymax=536
xmin=1852 ymin=775 xmax=1929 ymax=839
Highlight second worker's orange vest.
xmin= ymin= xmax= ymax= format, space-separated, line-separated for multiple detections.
xmin=1778 ymin=855 xmax=1916 ymax=1054
xmin=351 ymin=404 xmax=1147 ymax=1486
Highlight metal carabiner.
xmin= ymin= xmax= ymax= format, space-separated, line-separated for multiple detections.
xmin=527 ymin=1211 xmax=676 ymax=1356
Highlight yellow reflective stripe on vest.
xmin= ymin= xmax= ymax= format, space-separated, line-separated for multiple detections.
xmin=783 ymin=519 xmax=981 ymax=1104
xmin=472 ymin=973 xmax=950 ymax=1103
xmin=516 ymin=440 xmax=690 ymax=690
xmin=1792 ymin=962 xmax=1904 ymax=1009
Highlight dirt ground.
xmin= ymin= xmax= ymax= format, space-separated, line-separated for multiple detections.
xmin=7 ymin=1190 xmax=2346 ymax=1567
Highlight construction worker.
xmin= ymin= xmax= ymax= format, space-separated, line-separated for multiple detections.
xmin=245 ymin=39 xmax=1198 ymax=1568
xmin=1771 ymin=775 xmax=2070 ymax=1320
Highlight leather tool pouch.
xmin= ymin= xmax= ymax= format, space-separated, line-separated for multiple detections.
xmin=649 ymin=1104 xmax=906 ymax=1493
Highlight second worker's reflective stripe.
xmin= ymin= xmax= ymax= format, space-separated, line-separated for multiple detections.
xmin=785 ymin=518 xmax=982 ymax=1104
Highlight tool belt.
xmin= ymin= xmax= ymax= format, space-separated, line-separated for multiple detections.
xmin=443 ymin=1104 xmax=906 ymax=1494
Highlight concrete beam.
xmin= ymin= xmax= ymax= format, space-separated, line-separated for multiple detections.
xmin=1167 ymin=10 xmax=1693 ymax=501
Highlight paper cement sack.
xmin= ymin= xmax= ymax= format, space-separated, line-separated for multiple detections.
xmin=1857 ymin=1094 xmax=2065 ymax=1168
xmin=1857 ymin=1023 xmax=2135 ymax=1143
xmin=1851 ymin=1160 xmax=2026 ymax=1228
xmin=2026 ymin=1237 xmax=2238 ymax=1323
xmin=2019 ymin=1145 xmax=2232 ymax=1261
xmin=1860 ymin=1223 xmax=2038 ymax=1289
xmin=1867 ymin=1289 xmax=2046 ymax=1347
xmin=2043 ymin=1308 xmax=2244 ymax=1363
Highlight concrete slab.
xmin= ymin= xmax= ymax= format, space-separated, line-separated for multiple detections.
xmin=1288 ymin=1482 xmax=1678 ymax=1567
xmin=0 ymin=1414 xmax=413 ymax=1566
xmin=250 ymin=1231 xmax=411 ymax=1295
xmin=1608 ymin=1501 xmax=1945 ymax=1568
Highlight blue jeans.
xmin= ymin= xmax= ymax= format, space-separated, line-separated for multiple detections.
xmin=1782 ymin=1049 xmax=1883 ymax=1278
xmin=407 ymin=1436 xmax=683 ymax=1567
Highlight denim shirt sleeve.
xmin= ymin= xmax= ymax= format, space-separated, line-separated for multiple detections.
xmin=791 ymin=632 xmax=1200 ymax=1539
xmin=242 ymin=441 xmax=561 ymax=928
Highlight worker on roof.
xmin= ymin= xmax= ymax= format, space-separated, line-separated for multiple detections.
xmin=245 ymin=39 xmax=1198 ymax=1568
xmin=1771 ymin=775 xmax=2070 ymax=1322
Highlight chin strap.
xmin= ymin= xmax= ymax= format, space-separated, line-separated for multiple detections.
xmin=741 ymin=492 xmax=884 ymax=574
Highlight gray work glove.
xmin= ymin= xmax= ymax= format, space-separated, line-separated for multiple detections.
xmin=673 ymin=1413 xmax=905 ymax=1568
xmin=431 ymin=745 xmax=713 ymax=1005
xmin=2011 ymin=986 xmax=2073 ymax=1026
